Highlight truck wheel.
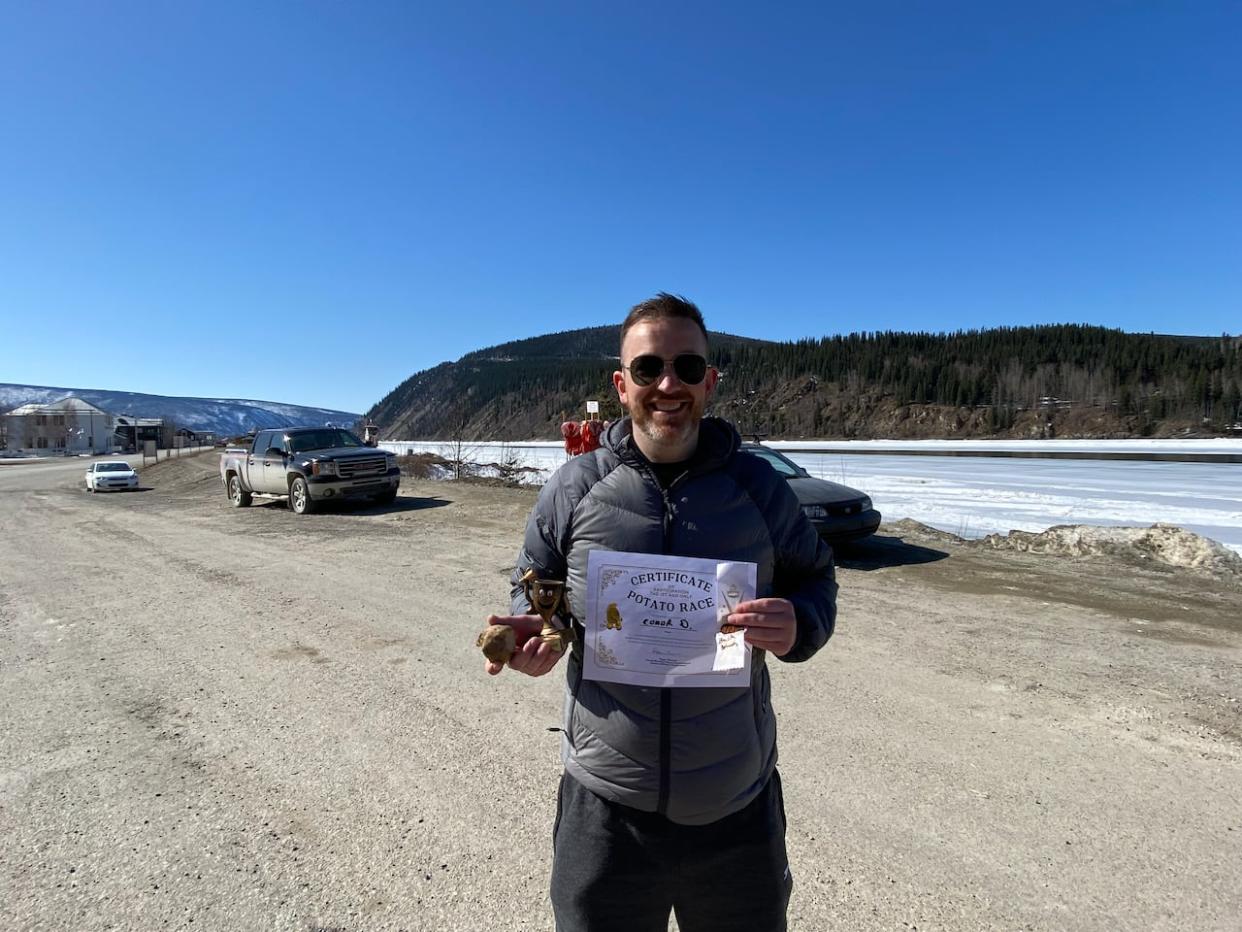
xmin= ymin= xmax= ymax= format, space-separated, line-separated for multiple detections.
xmin=289 ymin=476 xmax=315 ymax=515
xmin=372 ymin=489 xmax=398 ymax=505
xmin=228 ymin=475 xmax=252 ymax=508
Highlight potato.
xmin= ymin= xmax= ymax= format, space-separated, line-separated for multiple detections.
xmin=477 ymin=624 xmax=517 ymax=664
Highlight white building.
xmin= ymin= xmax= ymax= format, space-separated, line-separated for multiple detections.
xmin=3 ymin=397 xmax=119 ymax=455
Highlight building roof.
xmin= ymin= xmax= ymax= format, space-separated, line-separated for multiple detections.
xmin=4 ymin=395 xmax=113 ymax=417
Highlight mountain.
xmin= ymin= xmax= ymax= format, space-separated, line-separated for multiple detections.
xmin=0 ymin=383 xmax=360 ymax=437
xmin=368 ymin=326 xmax=774 ymax=440
xmin=367 ymin=325 xmax=1242 ymax=441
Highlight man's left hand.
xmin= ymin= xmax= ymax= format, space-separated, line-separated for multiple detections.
xmin=727 ymin=598 xmax=798 ymax=657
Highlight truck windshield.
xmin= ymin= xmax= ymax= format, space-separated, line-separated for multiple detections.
xmin=287 ymin=430 xmax=365 ymax=454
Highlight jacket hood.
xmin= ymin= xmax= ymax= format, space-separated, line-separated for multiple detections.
xmin=602 ymin=416 xmax=741 ymax=472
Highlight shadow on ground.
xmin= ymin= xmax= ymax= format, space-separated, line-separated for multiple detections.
xmin=834 ymin=534 xmax=950 ymax=571
xmin=251 ymin=496 xmax=453 ymax=516
xmin=351 ymin=496 xmax=452 ymax=515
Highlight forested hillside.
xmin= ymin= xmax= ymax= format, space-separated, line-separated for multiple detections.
xmin=368 ymin=325 xmax=1242 ymax=441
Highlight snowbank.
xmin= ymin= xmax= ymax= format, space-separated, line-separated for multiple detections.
xmin=973 ymin=523 xmax=1242 ymax=578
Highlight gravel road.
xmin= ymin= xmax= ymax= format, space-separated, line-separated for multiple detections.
xmin=2 ymin=452 xmax=1239 ymax=931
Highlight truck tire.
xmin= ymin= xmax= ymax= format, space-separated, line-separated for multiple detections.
xmin=228 ymin=474 xmax=252 ymax=508
xmin=372 ymin=489 xmax=398 ymax=505
xmin=289 ymin=476 xmax=316 ymax=515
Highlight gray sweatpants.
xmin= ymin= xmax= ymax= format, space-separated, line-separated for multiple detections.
xmin=550 ymin=771 xmax=793 ymax=932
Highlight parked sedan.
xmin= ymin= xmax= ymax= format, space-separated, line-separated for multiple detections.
xmin=741 ymin=443 xmax=881 ymax=544
xmin=86 ymin=461 xmax=139 ymax=492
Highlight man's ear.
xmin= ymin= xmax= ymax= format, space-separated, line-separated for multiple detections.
xmin=703 ymin=366 xmax=719 ymax=400
xmin=612 ymin=370 xmax=629 ymax=408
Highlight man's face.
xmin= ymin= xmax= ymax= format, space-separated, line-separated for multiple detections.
xmin=613 ymin=317 xmax=718 ymax=463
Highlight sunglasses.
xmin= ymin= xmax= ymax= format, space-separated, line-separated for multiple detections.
xmin=623 ymin=353 xmax=710 ymax=387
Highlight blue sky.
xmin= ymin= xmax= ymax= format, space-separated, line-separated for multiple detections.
xmin=1 ymin=2 xmax=1238 ymax=414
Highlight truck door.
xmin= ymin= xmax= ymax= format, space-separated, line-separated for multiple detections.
xmin=260 ymin=432 xmax=289 ymax=494
xmin=244 ymin=431 xmax=268 ymax=491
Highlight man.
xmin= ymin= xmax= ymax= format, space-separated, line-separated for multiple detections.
xmin=484 ymin=293 xmax=837 ymax=931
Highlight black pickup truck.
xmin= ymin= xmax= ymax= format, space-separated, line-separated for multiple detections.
xmin=219 ymin=427 xmax=400 ymax=515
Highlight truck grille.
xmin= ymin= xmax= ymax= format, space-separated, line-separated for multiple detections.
xmin=338 ymin=455 xmax=388 ymax=479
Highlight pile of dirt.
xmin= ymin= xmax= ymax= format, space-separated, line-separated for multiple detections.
xmin=973 ymin=523 xmax=1242 ymax=578
xmin=883 ymin=518 xmax=968 ymax=545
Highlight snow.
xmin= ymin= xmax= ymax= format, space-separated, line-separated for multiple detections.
xmin=762 ymin=438 xmax=1242 ymax=455
xmin=805 ymin=454 xmax=1242 ymax=556
xmin=0 ymin=383 xmax=359 ymax=435
xmin=381 ymin=438 xmax=1242 ymax=556
xmin=975 ymin=524 xmax=1242 ymax=576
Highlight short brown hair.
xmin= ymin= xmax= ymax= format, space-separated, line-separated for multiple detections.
xmin=620 ymin=293 xmax=708 ymax=354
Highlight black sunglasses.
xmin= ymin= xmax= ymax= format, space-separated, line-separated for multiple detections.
xmin=623 ymin=353 xmax=709 ymax=387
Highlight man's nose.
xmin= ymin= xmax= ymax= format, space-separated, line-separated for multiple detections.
xmin=655 ymin=367 xmax=684 ymax=390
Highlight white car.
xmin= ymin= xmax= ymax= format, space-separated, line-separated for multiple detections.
xmin=86 ymin=461 xmax=139 ymax=492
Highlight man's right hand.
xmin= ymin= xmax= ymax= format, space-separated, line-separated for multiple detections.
xmin=483 ymin=614 xmax=567 ymax=677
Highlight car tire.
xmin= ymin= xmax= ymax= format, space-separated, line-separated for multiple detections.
xmin=289 ymin=476 xmax=315 ymax=515
xmin=228 ymin=475 xmax=252 ymax=508
xmin=372 ymin=489 xmax=398 ymax=505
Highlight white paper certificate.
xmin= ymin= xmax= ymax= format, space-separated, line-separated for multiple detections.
xmin=583 ymin=550 xmax=757 ymax=688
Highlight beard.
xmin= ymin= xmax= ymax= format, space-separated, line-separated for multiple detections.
xmin=628 ymin=390 xmax=706 ymax=458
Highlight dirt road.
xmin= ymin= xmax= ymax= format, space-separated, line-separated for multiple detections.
xmin=2 ymin=452 xmax=1239 ymax=931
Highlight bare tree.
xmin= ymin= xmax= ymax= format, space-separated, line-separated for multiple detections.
xmin=446 ymin=407 xmax=477 ymax=481
xmin=62 ymin=406 xmax=83 ymax=453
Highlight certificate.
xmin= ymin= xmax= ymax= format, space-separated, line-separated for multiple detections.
xmin=583 ymin=550 xmax=757 ymax=688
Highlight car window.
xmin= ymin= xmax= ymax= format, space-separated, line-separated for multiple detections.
xmin=288 ymin=430 xmax=364 ymax=453
xmin=97 ymin=462 xmax=129 ymax=472
xmin=747 ymin=446 xmax=803 ymax=478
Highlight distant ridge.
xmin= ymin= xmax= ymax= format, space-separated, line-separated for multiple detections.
xmin=368 ymin=324 xmax=1241 ymax=442
xmin=369 ymin=327 xmax=774 ymax=441
xmin=0 ymin=383 xmax=360 ymax=436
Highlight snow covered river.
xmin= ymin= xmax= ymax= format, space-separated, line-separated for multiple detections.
xmin=380 ymin=438 xmax=1242 ymax=555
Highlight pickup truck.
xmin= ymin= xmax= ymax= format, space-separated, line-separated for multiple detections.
xmin=220 ymin=427 xmax=400 ymax=515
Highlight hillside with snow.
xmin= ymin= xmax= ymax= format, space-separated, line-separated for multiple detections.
xmin=0 ymin=383 xmax=360 ymax=436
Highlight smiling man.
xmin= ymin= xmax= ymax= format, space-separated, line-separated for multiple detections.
xmin=483 ymin=293 xmax=838 ymax=932
xmin=614 ymin=309 xmax=718 ymax=463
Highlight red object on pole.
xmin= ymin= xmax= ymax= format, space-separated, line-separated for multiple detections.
xmin=580 ymin=419 xmax=602 ymax=453
xmin=561 ymin=421 xmax=582 ymax=455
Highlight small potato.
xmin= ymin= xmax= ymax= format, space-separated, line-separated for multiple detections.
xmin=477 ymin=624 xmax=517 ymax=664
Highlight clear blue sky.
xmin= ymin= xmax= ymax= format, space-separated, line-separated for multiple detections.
xmin=1 ymin=2 xmax=1238 ymax=413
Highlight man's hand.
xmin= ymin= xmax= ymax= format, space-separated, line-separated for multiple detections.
xmin=727 ymin=598 xmax=798 ymax=657
xmin=483 ymin=614 xmax=568 ymax=677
